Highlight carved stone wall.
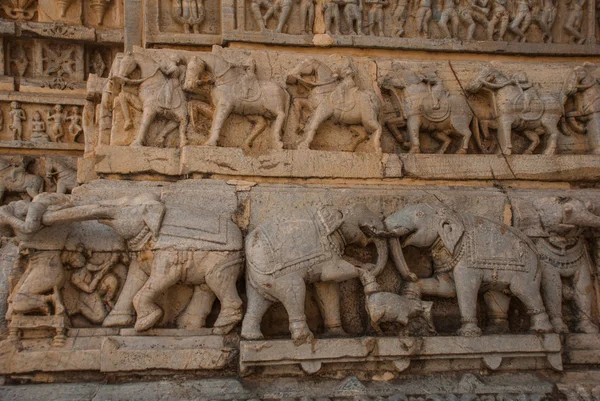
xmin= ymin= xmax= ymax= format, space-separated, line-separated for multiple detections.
xmin=1 ymin=0 xmax=600 ymax=400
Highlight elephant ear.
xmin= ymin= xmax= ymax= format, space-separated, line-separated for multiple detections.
xmin=317 ymin=206 xmax=344 ymax=235
xmin=436 ymin=208 xmax=464 ymax=255
xmin=143 ymin=203 xmax=166 ymax=236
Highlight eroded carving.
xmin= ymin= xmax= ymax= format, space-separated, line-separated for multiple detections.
xmin=172 ymin=0 xmax=205 ymax=33
xmin=9 ymin=102 xmax=26 ymax=141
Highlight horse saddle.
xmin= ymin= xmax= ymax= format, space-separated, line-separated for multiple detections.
xmin=234 ymin=75 xmax=262 ymax=102
xmin=513 ymin=91 xmax=545 ymax=121
xmin=157 ymin=79 xmax=184 ymax=110
xmin=330 ymin=86 xmax=359 ymax=112
xmin=419 ymin=94 xmax=451 ymax=122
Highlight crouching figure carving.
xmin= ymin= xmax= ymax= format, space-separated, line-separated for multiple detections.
xmin=241 ymin=204 xmax=390 ymax=344
xmin=367 ymin=203 xmax=554 ymax=336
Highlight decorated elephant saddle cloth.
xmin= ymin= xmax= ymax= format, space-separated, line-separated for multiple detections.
xmin=246 ymin=207 xmax=338 ymax=277
xmin=462 ymin=215 xmax=535 ymax=271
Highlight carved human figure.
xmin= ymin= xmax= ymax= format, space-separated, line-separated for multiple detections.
xmin=172 ymin=0 xmax=205 ymax=34
xmin=0 ymin=157 xmax=44 ymax=203
xmin=467 ymin=66 xmax=564 ymax=155
xmin=532 ymin=197 xmax=600 ymax=334
xmin=271 ymin=0 xmax=294 ymax=32
xmin=298 ymin=0 xmax=315 ymax=33
xmin=343 ymin=0 xmax=363 ymax=35
xmin=414 ymin=0 xmax=432 ymax=37
xmin=533 ymin=0 xmax=557 ymax=43
xmin=381 ymin=66 xmax=478 ymax=154
xmin=439 ymin=0 xmax=460 ymax=39
xmin=367 ymin=203 xmax=554 ymax=336
xmin=47 ymin=105 xmax=66 ymax=143
xmin=66 ymin=106 xmax=83 ymax=143
xmin=458 ymin=0 xmax=490 ymax=40
xmin=323 ymin=0 xmax=342 ymax=34
xmin=45 ymin=157 xmax=77 ymax=194
xmin=9 ymin=101 xmax=26 ymax=141
xmin=564 ymin=0 xmax=586 ymax=44
xmin=251 ymin=0 xmax=276 ymax=31
xmin=241 ymin=204 xmax=390 ymax=344
xmin=366 ymin=0 xmax=388 ymax=36
xmin=509 ymin=0 xmax=532 ymax=42
xmin=30 ymin=112 xmax=50 ymax=143
xmin=62 ymin=249 xmax=121 ymax=324
xmin=487 ymin=0 xmax=509 ymax=40
xmin=391 ymin=0 xmax=408 ymax=36
xmin=286 ymin=58 xmax=383 ymax=152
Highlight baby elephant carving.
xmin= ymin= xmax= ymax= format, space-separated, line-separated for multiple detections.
xmin=366 ymin=288 xmax=435 ymax=335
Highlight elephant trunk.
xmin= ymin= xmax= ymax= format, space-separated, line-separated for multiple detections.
xmin=370 ymin=237 xmax=389 ymax=277
xmin=389 ymin=236 xmax=417 ymax=282
xmin=564 ymin=205 xmax=600 ymax=228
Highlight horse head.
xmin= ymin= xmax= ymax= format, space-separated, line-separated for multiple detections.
xmin=467 ymin=67 xmax=505 ymax=93
xmin=184 ymin=56 xmax=207 ymax=92
xmin=286 ymin=58 xmax=335 ymax=86
xmin=118 ymin=51 xmax=138 ymax=79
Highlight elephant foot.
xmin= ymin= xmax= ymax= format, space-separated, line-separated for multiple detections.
xmin=290 ymin=320 xmax=314 ymax=345
xmin=530 ymin=312 xmax=553 ymax=333
xmin=296 ymin=141 xmax=311 ymax=151
xmin=134 ymin=307 xmax=163 ymax=332
xmin=323 ymin=325 xmax=348 ymax=338
xmin=103 ymin=311 xmax=135 ymax=327
xmin=576 ymin=319 xmax=599 ymax=334
xmin=177 ymin=314 xmax=206 ymax=330
xmin=130 ymin=140 xmax=144 ymax=147
xmin=241 ymin=326 xmax=264 ymax=340
xmin=273 ymin=141 xmax=284 ymax=150
xmin=408 ymin=146 xmax=422 ymax=154
xmin=213 ymin=321 xmax=238 ymax=335
xmin=457 ymin=323 xmax=482 ymax=337
xmin=485 ymin=319 xmax=510 ymax=335
xmin=204 ymin=139 xmax=218 ymax=147
xmin=214 ymin=308 xmax=242 ymax=331
xmin=455 ymin=148 xmax=467 ymax=155
xmin=550 ymin=317 xmax=569 ymax=334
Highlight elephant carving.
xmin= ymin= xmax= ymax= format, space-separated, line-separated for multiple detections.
xmin=369 ymin=203 xmax=553 ymax=336
xmin=241 ymin=204 xmax=390 ymax=344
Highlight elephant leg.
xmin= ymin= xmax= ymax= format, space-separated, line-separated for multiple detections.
xmin=406 ymin=116 xmax=421 ymax=153
xmin=540 ymin=264 xmax=568 ymax=333
xmin=510 ymin=271 xmax=553 ymax=333
xmin=240 ymin=277 xmax=273 ymax=340
xmin=279 ymin=278 xmax=313 ymax=345
xmin=104 ymin=258 xmax=149 ymax=327
xmin=314 ymin=281 xmax=347 ymax=336
xmin=176 ymin=284 xmax=216 ymax=329
xmin=454 ymin=267 xmax=483 ymax=336
xmin=205 ymin=257 xmax=244 ymax=335
xmin=572 ymin=263 xmax=599 ymax=333
xmin=483 ymin=290 xmax=511 ymax=334
xmin=133 ymin=252 xmax=182 ymax=331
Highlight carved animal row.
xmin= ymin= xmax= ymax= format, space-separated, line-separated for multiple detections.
xmin=106 ymin=50 xmax=600 ymax=155
xmin=2 ymin=193 xmax=598 ymax=346
xmin=247 ymin=0 xmax=586 ymax=44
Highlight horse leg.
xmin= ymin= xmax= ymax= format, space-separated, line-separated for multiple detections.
xmin=206 ymin=103 xmax=233 ymax=146
xmin=56 ymin=179 xmax=67 ymax=194
xmin=271 ymin=106 xmax=287 ymax=150
xmin=131 ymin=108 xmax=156 ymax=147
xmin=363 ymin=112 xmax=383 ymax=153
xmin=243 ymin=115 xmax=268 ymax=150
xmin=298 ymin=108 xmax=331 ymax=150
xmin=432 ymin=131 xmax=452 ymax=154
xmin=178 ymin=109 xmax=189 ymax=147
xmin=406 ymin=116 xmax=422 ymax=153
xmin=522 ymin=129 xmax=540 ymax=154
xmin=453 ymin=118 xmax=473 ymax=154
xmin=496 ymin=116 xmax=514 ymax=155
xmin=541 ymin=119 xmax=561 ymax=155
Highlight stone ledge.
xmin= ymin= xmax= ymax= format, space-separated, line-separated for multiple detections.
xmin=563 ymin=334 xmax=600 ymax=365
xmin=0 ymin=140 xmax=84 ymax=151
xmin=240 ymin=335 xmax=562 ymax=375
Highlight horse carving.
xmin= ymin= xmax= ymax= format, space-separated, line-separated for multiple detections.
xmin=467 ymin=67 xmax=564 ymax=155
xmin=561 ymin=63 xmax=600 ymax=154
xmin=0 ymin=158 xmax=44 ymax=203
xmin=381 ymin=67 xmax=481 ymax=154
xmin=116 ymin=50 xmax=189 ymax=147
xmin=183 ymin=54 xmax=290 ymax=149
xmin=285 ymin=58 xmax=383 ymax=153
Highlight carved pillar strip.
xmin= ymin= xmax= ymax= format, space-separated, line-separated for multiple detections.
xmin=222 ymin=0 xmax=236 ymax=33
xmin=589 ymin=0 xmax=597 ymax=44
xmin=124 ymin=0 xmax=143 ymax=50
xmin=236 ymin=0 xmax=245 ymax=31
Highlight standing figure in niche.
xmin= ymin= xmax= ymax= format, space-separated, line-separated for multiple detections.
xmin=367 ymin=0 xmax=389 ymax=36
xmin=323 ymin=0 xmax=342 ymax=34
xmin=533 ymin=0 xmax=557 ymax=43
xmin=415 ymin=0 xmax=432 ymax=38
xmin=266 ymin=0 xmax=294 ymax=32
xmin=172 ymin=0 xmax=205 ymax=34
xmin=488 ymin=0 xmax=509 ymax=40
xmin=343 ymin=0 xmax=364 ymax=35
xmin=458 ymin=0 xmax=490 ymax=41
xmin=251 ymin=0 xmax=276 ymax=31
xmin=298 ymin=0 xmax=315 ymax=33
xmin=47 ymin=105 xmax=66 ymax=143
xmin=391 ymin=0 xmax=409 ymax=36
xmin=66 ymin=106 xmax=83 ymax=143
xmin=9 ymin=102 xmax=26 ymax=141
xmin=439 ymin=0 xmax=460 ymax=39
xmin=509 ymin=0 xmax=533 ymax=42
xmin=564 ymin=0 xmax=586 ymax=44
xmin=30 ymin=111 xmax=50 ymax=143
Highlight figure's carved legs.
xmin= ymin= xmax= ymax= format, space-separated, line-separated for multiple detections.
xmin=314 ymin=281 xmax=347 ymax=336
xmin=454 ymin=268 xmax=483 ymax=336
xmin=541 ymin=263 xmax=568 ymax=333
xmin=206 ymin=103 xmax=233 ymax=146
xmin=104 ymin=258 xmax=149 ymax=327
xmin=275 ymin=4 xmax=292 ymax=32
xmin=241 ymin=278 xmax=273 ymax=340
xmin=177 ymin=284 xmax=216 ymax=329
xmin=522 ymin=129 xmax=541 ymax=154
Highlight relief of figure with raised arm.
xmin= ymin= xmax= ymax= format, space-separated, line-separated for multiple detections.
xmin=343 ymin=0 xmax=364 ymax=35
xmin=323 ymin=0 xmax=342 ymax=34
xmin=9 ymin=102 xmax=26 ymax=141
xmin=510 ymin=0 xmax=533 ymax=42
xmin=438 ymin=0 xmax=460 ymax=39
xmin=251 ymin=0 xmax=276 ymax=31
xmin=414 ymin=0 xmax=432 ymax=38
xmin=298 ymin=0 xmax=315 ymax=33
xmin=458 ymin=0 xmax=490 ymax=40
xmin=487 ymin=0 xmax=509 ymax=40
xmin=533 ymin=0 xmax=557 ymax=42
xmin=391 ymin=0 xmax=409 ymax=36
xmin=564 ymin=0 xmax=586 ymax=44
